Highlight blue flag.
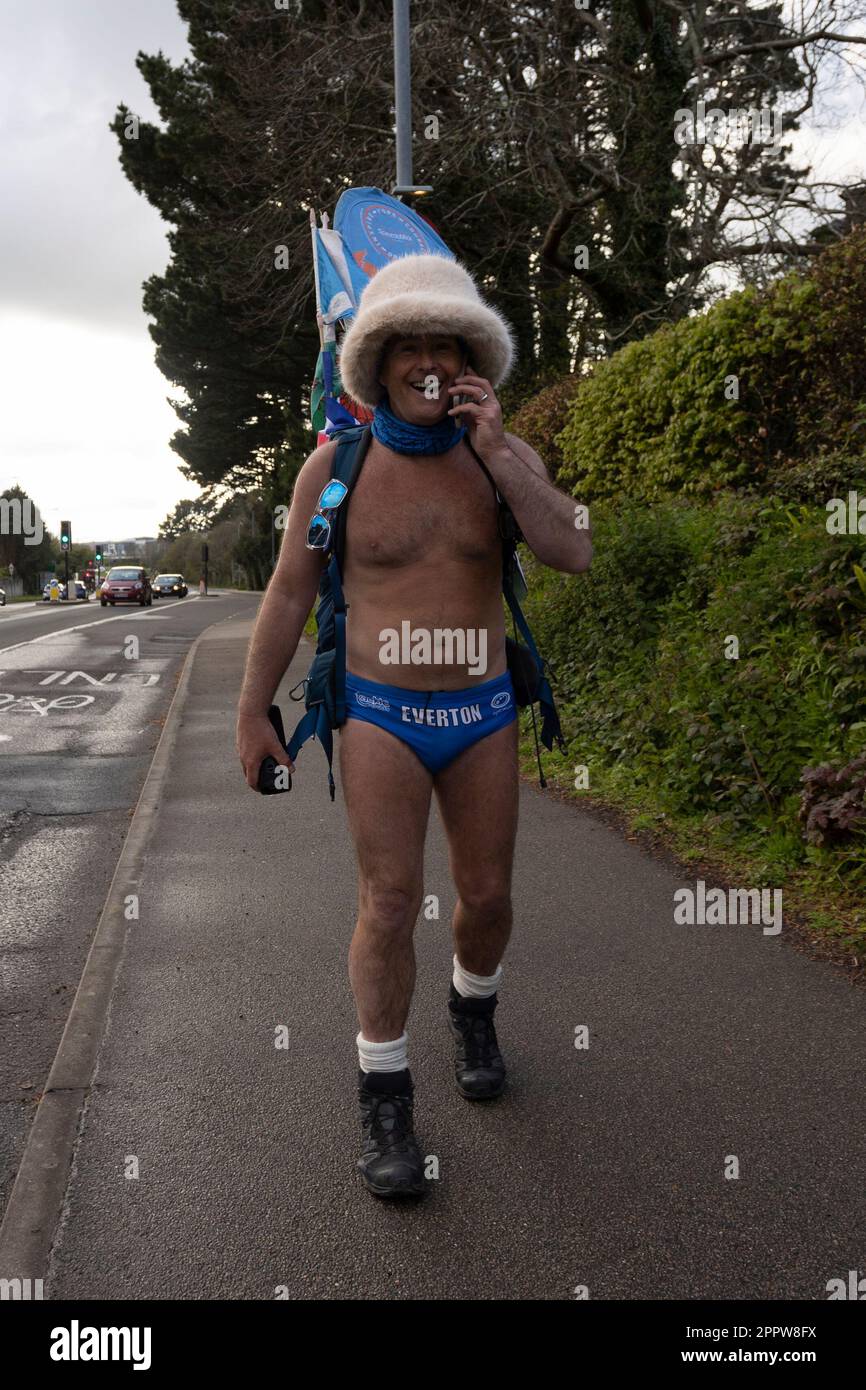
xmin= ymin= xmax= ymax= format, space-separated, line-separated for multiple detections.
xmin=333 ymin=188 xmax=454 ymax=314
xmin=314 ymin=227 xmax=357 ymax=325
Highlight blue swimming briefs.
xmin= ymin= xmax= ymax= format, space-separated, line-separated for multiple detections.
xmin=344 ymin=668 xmax=518 ymax=774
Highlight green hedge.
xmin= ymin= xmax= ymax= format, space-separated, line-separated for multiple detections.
xmin=506 ymin=374 xmax=582 ymax=476
xmin=521 ymin=488 xmax=866 ymax=888
xmin=503 ymin=228 xmax=866 ymax=946
xmin=555 ymin=227 xmax=866 ymax=502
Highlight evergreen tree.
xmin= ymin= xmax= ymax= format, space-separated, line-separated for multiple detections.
xmin=113 ymin=0 xmax=866 ymax=494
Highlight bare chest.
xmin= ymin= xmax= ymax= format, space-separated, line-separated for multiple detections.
xmin=344 ymin=439 xmax=500 ymax=570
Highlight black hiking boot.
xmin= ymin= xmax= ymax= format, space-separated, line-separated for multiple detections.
xmin=356 ymin=1068 xmax=427 ymax=1199
xmin=447 ymin=984 xmax=506 ymax=1100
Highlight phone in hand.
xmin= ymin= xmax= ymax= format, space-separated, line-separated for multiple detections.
xmin=257 ymin=704 xmax=292 ymax=795
xmin=453 ymin=354 xmax=471 ymax=415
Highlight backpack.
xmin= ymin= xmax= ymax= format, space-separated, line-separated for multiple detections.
xmin=284 ymin=423 xmax=567 ymax=799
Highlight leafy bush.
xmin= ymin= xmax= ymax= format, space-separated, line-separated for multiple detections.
xmin=511 ymin=231 xmax=866 ymax=923
xmin=799 ymin=755 xmax=866 ymax=846
xmin=521 ymin=490 xmax=866 ymax=877
xmin=763 ymin=446 xmax=866 ymax=504
xmin=506 ymin=374 xmax=582 ymax=474
xmin=556 ymin=226 xmax=866 ymax=502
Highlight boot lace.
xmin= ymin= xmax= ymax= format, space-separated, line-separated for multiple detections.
xmin=460 ymin=1012 xmax=501 ymax=1068
xmin=365 ymin=1092 xmax=415 ymax=1154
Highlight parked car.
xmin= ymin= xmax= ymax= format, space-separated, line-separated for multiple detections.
xmin=152 ymin=573 xmax=188 ymax=599
xmin=70 ymin=580 xmax=88 ymax=601
xmin=99 ymin=566 xmax=153 ymax=607
xmin=43 ymin=580 xmax=67 ymax=601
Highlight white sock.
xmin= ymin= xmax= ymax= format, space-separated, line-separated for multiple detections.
xmin=357 ymin=1031 xmax=409 ymax=1073
xmin=452 ymin=953 xmax=503 ymax=1000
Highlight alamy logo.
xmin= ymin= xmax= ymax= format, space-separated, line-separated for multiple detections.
xmin=356 ymin=691 xmax=390 ymax=713
xmin=673 ymin=101 xmax=782 ymax=152
xmin=378 ymin=622 xmax=488 ymax=676
xmin=826 ymin=1269 xmax=866 ymax=1299
xmin=491 ymin=691 xmax=511 ymax=710
xmin=673 ymin=879 xmax=782 ymax=935
xmin=0 ymin=496 xmax=43 ymax=545
xmin=826 ymin=491 xmax=866 ymax=534
xmin=49 ymin=1321 xmax=151 ymax=1370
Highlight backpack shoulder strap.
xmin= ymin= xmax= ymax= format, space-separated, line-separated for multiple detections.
xmin=465 ymin=438 xmax=524 ymax=546
xmin=466 ymin=438 xmax=566 ymax=760
xmin=330 ymin=424 xmax=373 ymax=573
xmin=284 ymin=425 xmax=374 ymax=802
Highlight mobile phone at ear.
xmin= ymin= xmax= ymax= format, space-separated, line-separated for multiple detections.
xmin=454 ymin=355 xmax=470 ymax=412
xmin=257 ymin=704 xmax=292 ymax=794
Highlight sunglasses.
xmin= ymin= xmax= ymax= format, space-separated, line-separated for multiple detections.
xmin=305 ymin=478 xmax=349 ymax=550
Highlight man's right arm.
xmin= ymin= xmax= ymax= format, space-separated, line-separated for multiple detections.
xmin=235 ymin=439 xmax=337 ymax=788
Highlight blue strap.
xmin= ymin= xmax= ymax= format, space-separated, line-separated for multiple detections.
xmin=286 ymin=706 xmax=317 ymax=763
xmin=286 ymin=702 xmax=336 ymax=801
xmin=503 ymin=557 xmax=567 ymax=755
xmin=283 ymin=428 xmax=363 ymax=797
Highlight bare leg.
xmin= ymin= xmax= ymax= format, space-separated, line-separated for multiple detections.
xmin=339 ymin=718 xmax=433 ymax=1040
xmin=433 ymin=718 xmax=519 ymax=976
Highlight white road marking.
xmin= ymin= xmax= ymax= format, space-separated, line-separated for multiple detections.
xmin=0 ymin=603 xmax=95 ymax=625
xmin=0 ymin=603 xmax=186 ymax=657
xmin=0 ymin=671 xmax=163 ymax=686
xmin=0 ymin=693 xmax=96 ymax=715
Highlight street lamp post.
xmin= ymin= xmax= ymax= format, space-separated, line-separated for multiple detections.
xmin=392 ymin=0 xmax=432 ymax=198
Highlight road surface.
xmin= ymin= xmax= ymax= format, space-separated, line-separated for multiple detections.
xmin=1 ymin=596 xmax=864 ymax=1300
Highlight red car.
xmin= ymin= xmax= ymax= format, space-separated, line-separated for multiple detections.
xmin=100 ymin=566 xmax=153 ymax=607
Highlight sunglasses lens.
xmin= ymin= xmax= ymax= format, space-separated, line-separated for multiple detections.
xmin=318 ymin=479 xmax=348 ymax=511
xmin=307 ymin=514 xmax=330 ymax=548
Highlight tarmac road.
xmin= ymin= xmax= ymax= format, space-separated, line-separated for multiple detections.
xmin=1 ymin=602 xmax=865 ymax=1301
xmin=0 ymin=591 xmax=255 ymax=1222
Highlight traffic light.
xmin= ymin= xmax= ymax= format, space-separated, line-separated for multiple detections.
xmin=60 ymin=521 xmax=71 ymax=550
xmin=95 ymin=546 xmax=102 ymax=563
xmin=201 ymin=543 xmax=209 ymax=563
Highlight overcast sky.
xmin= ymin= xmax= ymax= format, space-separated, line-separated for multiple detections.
xmin=0 ymin=2 xmax=864 ymax=546
xmin=0 ymin=0 xmax=191 ymax=545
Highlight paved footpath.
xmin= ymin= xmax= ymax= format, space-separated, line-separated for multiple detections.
xmin=4 ymin=616 xmax=864 ymax=1300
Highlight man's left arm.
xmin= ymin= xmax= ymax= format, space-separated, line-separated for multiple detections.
xmin=450 ymin=373 xmax=592 ymax=573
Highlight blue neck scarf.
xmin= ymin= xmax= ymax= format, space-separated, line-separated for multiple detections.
xmin=372 ymin=394 xmax=466 ymax=455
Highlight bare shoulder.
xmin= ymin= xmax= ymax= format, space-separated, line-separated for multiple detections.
xmin=291 ymin=437 xmax=339 ymax=505
xmin=504 ymin=432 xmax=551 ymax=481
xmin=270 ymin=437 xmax=342 ymax=596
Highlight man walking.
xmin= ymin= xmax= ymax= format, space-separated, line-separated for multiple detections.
xmin=237 ymin=254 xmax=591 ymax=1198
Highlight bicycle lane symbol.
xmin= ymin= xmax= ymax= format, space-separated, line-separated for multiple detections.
xmin=0 ymin=693 xmax=97 ymax=716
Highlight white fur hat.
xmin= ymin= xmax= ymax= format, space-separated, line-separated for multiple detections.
xmin=338 ymin=253 xmax=516 ymax=409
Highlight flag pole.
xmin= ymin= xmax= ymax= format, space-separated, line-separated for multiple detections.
xmin=310 ymin=208 xmax=324 ymax=351
xmin=310 ymin=208 xmax=327 ymax=437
